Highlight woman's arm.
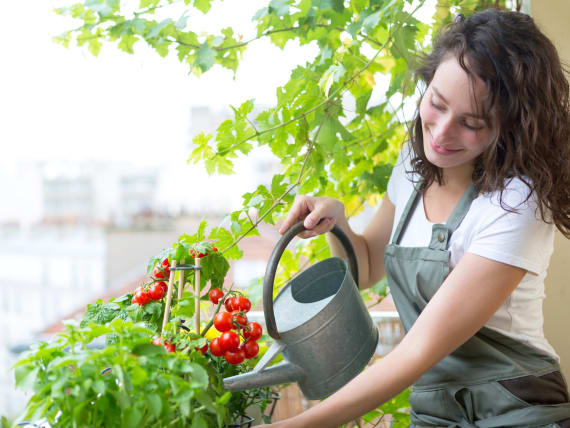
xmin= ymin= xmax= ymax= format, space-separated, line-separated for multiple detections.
xmin=278 ymin=195 xmax=396 ymax=288
xmin=262 ymin=253 xmax=526 ymax=427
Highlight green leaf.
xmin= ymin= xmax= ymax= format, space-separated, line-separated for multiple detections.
xmin=175 ymin=12 xmax=189 ymax=30
xmin=93 ymin=380 xmax=106 ymax=395
xmin=123 ymin=407 xmax=143 ymax=428
xmin=14 ymin=366 xmax=39 ymax=390
xmin=132 ymin=343 xmax=166 ymax=356
xmin=204 ymin=154 xmax=234 ymax=175
xmin=147 ymin=393 xmax=163 ymax=417
xmin=118 ymin=34 xmax=138 ymax=53
xmin=195 ymin=43 xmax=216 ymax=72
xmin=269 ymin=0 xmax=290 ymax=16
xmin=362 ymin=10 xmax=381 ymax=34
xmin=361 ymin=163 xmax=393 ymax=194
xmin=147 ymin=19 xmax=173 ymax=38
xmin=140 ymin=0 xmax=159 ymax=7
xmin=193 ymin=0 xmax=213 ymax=13
xmin=131 ymin=365 xmax=148 ymax=386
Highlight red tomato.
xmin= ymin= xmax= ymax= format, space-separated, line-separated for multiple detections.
xmin=209 ymin=337 xmax=224 ymax=356
xmin=157 ymin=281 xmax=168 ymax=293
xmin=208 ymin=288 xmax=224 ymax=305
xmin=242 ymin=340 xmax=259 ymax=359
xmin=195 ymin=342 xmax=208 ymax=355
xmin=161 ymin=258 xmax=170 ymax=277
xmin=224 ymin=348 xmax=245 ymax=365
xmin=148 ymin=282 xmax=165 ymax=300
xmin=164 ymin=342 xmax=176 ymax=353
xmin=213 ymin=311 xmax=233 ymax=332
xmin=235 ymin=296 xmax=251 ymax=313
xmin=231 ymin=310 xmax=248 ymax=329
xmin=134 ymin=287 xmax=150 ymax=306
xmin=190 ymin=248 xmax=206 ymax=258
xmin=224 ymin=296 xmax=237 ymax=312
xmin=153 ymin=267 xmax=166 ymax=280
xmin=220 ymin=331 xmax=240 ymax=352
xmin=213 ymin=246 xmax=218 ymax=252
xmin=243 ymin=322 xmax=262 ymax=341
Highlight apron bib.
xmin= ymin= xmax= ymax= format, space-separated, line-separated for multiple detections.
xmin=384 ymin=184 xmax=570 ymax=427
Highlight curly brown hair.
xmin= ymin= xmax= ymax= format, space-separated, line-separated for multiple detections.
xmin=408 ymin=9 xmax=570 ymax=238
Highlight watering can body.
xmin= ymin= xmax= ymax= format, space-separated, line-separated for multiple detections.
xmin=223 ymin=222 xmax=379 ymax=400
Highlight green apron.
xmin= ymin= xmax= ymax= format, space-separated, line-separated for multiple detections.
xmin=384 ymin=184 xmax=570 ymax=427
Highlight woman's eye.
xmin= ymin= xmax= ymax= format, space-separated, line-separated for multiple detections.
xmin=430 ymin=99 xmax=444 ymax=111
xmin=462 ymin=121 xmax=483 ymax=131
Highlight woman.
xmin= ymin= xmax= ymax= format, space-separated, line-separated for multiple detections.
xmin=261 ymin=9 xmax=570 ymax=428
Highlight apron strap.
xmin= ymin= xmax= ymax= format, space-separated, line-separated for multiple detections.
xmin=391 ymin=184 xmax=421 ymax=245
xmin=392 ymin=183 xmax=478 ymax=248
xmin=428 ymin=184 xmax=479 ymax=251
xmin=445 ymin=184 xmax=479 ymax=235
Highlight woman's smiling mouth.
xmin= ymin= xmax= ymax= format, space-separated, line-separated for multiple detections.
xmin=428 ymin=133 xmax=462 ymax=155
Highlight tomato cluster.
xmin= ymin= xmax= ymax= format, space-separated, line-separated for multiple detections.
xmin=208 ymin=294 xmax=262 ymax=365
xmin=190 ymin=246 xmax=218 ymax=259
xmin=132 ymin=258 xmax=170 ymax=306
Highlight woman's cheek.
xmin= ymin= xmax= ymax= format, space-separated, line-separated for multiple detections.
xmin=419 ymin=96 xmax=436 ymax=124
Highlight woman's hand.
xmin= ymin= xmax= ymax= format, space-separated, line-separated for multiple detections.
xmin=278 ymin=195 xmax=345 ymax=238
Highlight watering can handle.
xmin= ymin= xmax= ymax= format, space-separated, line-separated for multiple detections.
xmin=263 ymin=221 xmax=359 ymax=340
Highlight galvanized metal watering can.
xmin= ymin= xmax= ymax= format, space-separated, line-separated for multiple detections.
xmin=223 ymin=221 xmax=379 ymax=399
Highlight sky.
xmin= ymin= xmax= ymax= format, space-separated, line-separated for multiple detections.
xmin=0 ymin=0 xmax=318 ymax=167
xmin=0 ymin=0 xmax=439 ymax=218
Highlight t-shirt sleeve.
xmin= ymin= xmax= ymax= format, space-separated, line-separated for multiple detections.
xmin=387 ymin=144 xmax=412 ymax=206
xmin=466 ymin=182 xmax=555 ymax=275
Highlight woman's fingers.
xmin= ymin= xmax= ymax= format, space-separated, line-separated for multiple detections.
xmin=298 ymin=217 xmax=335 ymax=238
xmin=279 ymin=195 xmax=342 ymax=238
xmin=279 ymin=195 xmax=314 ymax=234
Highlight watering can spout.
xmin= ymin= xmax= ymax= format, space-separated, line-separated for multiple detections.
xmin=224 ymin=361 xmax=305 ymax=392
xmin=223 ymin=341 xmax=305 ymax=392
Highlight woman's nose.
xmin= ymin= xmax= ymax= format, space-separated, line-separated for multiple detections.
xmin=432 ymin=115 xmax=454 ymax=142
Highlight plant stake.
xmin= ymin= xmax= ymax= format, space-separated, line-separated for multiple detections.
xmin=177 ymin=259 xmax=185 ymax=301
xmin=162 ymin=259 xmax=177 ymax=334
xmin=195 ymin=256 xmax=200 ymax=334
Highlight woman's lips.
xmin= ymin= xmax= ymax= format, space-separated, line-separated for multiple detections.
xmin=429 ymin=135 xmax=462 ymax=155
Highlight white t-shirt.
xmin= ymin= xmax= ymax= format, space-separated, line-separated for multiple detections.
xmin=386 ymin=146 xmax=559 ymax=360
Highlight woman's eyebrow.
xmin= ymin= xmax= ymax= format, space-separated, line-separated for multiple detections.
xmin=432 ymin=85 xmax=485 ymax=119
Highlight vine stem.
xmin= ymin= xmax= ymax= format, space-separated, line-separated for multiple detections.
xmin=221 ymin=129 xmax=316 ymax=255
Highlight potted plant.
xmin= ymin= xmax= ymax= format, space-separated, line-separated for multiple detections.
xmin=13 ymin=231 xmax=279 ymax=427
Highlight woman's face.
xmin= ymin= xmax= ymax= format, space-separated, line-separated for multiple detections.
xmin=419 ymin=56 xmax=494 ymax=178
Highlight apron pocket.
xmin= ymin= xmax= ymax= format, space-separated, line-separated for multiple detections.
xmin=497 ymin=371 xmax=570 ymax=406
xmin=409 ymin=388 xmax=468 ymax=425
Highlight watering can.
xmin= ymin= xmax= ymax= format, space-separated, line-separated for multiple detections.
xmin=223 ymin=221 xmax=379 ymax=400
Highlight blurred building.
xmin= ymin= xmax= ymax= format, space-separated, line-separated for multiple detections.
xmin=0 ymin=105 xmax=284 ymax=416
